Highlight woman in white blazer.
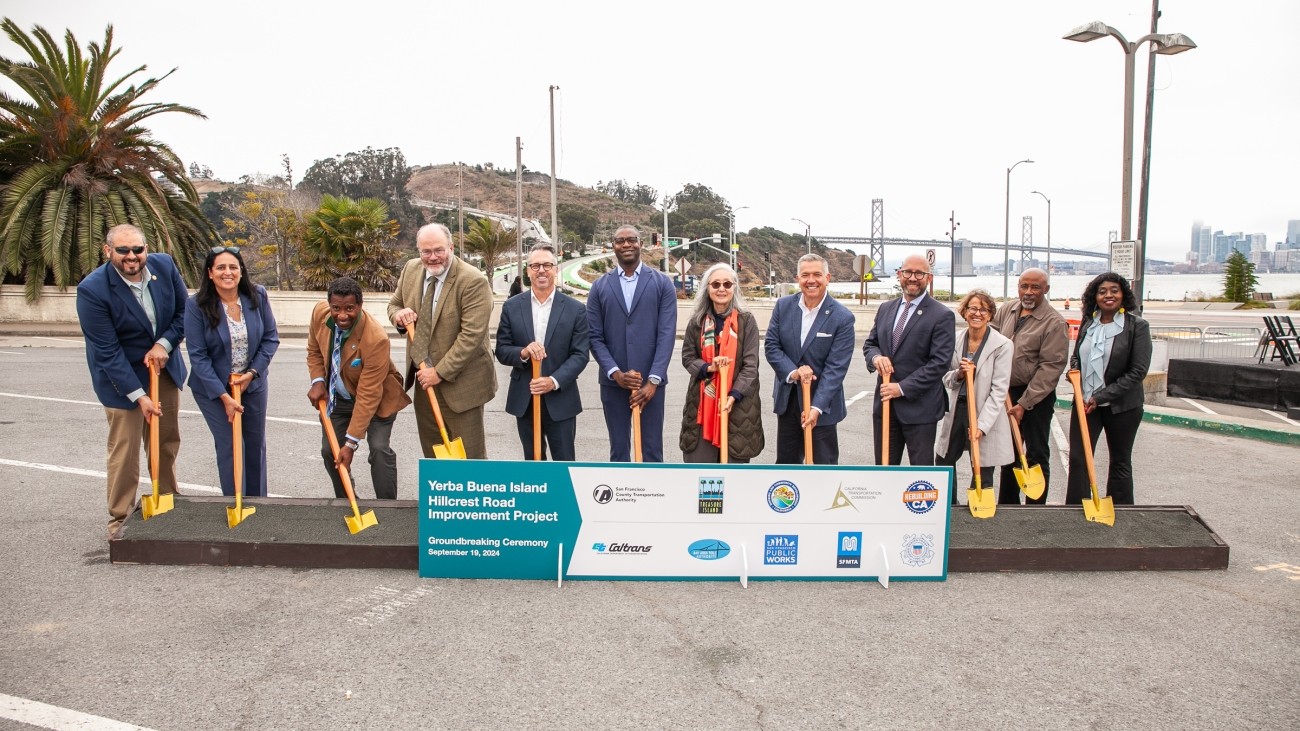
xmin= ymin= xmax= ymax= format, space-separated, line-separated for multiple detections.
xmin=935 ymin=289 xmax=1014 ymax=504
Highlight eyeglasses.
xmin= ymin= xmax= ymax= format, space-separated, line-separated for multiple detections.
xmin=210 ymin=246 xmax=241 ymax=255
xmin=709 ymin=280 xmax=735 ymax=290
xmin=113 ymin=246 xmax=146 ymax=256
xmin=527 ymin=262 xmax=556 ymax=272
xmin=897 ymin=269 xmax=929 ymax=280
xmin=965 ymin=307 xmax=990 ymax=315
xmin=613 ymin=236 xmax=639 ymax=244
xmin=418 ymin=248 xmax=447 ymax=258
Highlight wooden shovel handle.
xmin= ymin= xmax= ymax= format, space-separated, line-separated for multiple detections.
xmin=964 ymin=367 xmax=980 ymax=474
xmin=1066 ymin=369 xmax=1099 ymax=491
xmin=148 ymin=362 xmax=160 ymax=486
xmin=407 ymin=330 xmax=452 ymax=441
xmin=718 ymin=361 xmax=732 ymax=465
xmin=880 ymin=372 xmax=891 ymax=466
xmin=631 ymin=404 xmax=643 ymax=463
xmin=317 ymin=401 xmax=361 ymax=507
xmin=801 ymin=379 xmax=813 ymax=465
xmin=1004 ymin=394 xmax=1028 ymax=459
xmin=230 ymin=375 xmax=243 ymax=498
xmin=531 ymin=358 xmax=542 ymax=460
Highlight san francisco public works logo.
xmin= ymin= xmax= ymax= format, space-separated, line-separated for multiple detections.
xmin=836 ymin=531 xmax=862 ymax=569
xmin=687 ymin=539 xmax=731 ymax=561
xmin=767 ymin=480 xmax=800 ymax=513
xmin=698 ymin=477 xmax=723 ymax=514
xmin=902 ymin=480 xmax=940 ymax=515
xmin=900 ymin=533 xmax=935 ymax=567
xmin=764 ymin=535 xmax=798 ymax=566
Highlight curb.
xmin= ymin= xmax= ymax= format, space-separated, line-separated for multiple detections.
xmin=1053 ymin=397 xmax=1300 ymax=447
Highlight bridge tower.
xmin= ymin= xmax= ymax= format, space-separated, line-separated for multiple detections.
xmin=870 ymin=199 xmax=885 ymax=280
xmin=1021 ymin=215 xmax=1034 ymax=270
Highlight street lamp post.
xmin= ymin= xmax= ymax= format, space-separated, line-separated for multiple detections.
xmin=1065 ymin=20 xmax=1196 ymax=309
xmin=1003 ymin=159 xmax=1033 ymax=300
xmin=792 ymin=218 xmax=811 ymax=255
xmin=1030 ymin=190 xmax=1051 ymax=274
xmin=717 ymin=206 xmax=748 ymax=271
xmin=947 ymin=211 xmax=960 ymax=302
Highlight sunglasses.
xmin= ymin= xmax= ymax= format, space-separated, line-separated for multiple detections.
xmin=614 ymin=236 xmax=639 ymax=244
xmin=210 ymin=246 xmax=241 ymax=255
xmin=709 ymin=280 xmax=735 ymax=290
xmin=113 ymin=246 xmax=145 ymax=256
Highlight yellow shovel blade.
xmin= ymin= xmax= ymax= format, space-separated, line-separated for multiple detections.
xmin=140 ymin=492 xmax=174 ymax=520
xmin=345 ymin=509 xmax=379 ymax=535
xmin=1083 ymin=495 xmax=1116 ymax=526
xmin=226 ymin=505 xmax=256 ymax=528
xmin=433 ymin=438 xmax=467 ymax=459
xmin=967 ymin=485 xmax=997 ymax=519
xmin=1013 ymin=463 xmax=1047 ymax=501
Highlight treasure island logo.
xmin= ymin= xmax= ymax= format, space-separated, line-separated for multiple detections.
xmin=767 ymin=480 xmax=799 ymax=513
xmin=900 ymin=533 xmax=935 ymax=567
xmin=593 ymin=485 xmax=613 ymax=504
xmin=902 ymin=480 xmax=940 ymax=515
xmin=763 ymin=535 xmax=799 ymax=565
xmin=698 ymin=477 xmax=724 ymax=514
xmin=836 ymin=531 xmax=862 ymax=569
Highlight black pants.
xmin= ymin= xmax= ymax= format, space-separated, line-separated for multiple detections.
xmin=514 ymin=397 xmax=577 ymax=461
xmin=871 ymin=403 xmax=938 ymax=467
xmin=936 ymin=395 xmax=994 ymax=503
xmin=775 ymin=387 xmax=839 ymax=464
xmin=998 ymin=384 xmax=1053 ymax=505
xmin=1066 ymin=403 xmax=1142 ymax=505
xmin=321 ymin=402 xmax=398 ymax=500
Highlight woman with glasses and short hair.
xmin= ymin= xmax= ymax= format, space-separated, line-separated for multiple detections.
xmin=184 ymin=246 xmax=280 ymax=497
xmin=934 ymin=289 xmax=1013 ymax=502
xmin=679 ymin=263 xmax=764 ymax=462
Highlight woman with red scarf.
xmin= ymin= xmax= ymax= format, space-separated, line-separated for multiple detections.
xmin=679 ymin=264 xmax=765 ymax=462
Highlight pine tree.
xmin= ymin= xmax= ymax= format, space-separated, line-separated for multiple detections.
xmin=1222 ymin=250 xmax=1258 ymax=303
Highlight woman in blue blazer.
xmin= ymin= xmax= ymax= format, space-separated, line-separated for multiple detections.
xmin=184 ymin=247 xmax=280 ymax=497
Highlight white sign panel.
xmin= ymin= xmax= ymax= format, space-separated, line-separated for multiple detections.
xmin=1110 ymin=240 xmax=1137 ymax=281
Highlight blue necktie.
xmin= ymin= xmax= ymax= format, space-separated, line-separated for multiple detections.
xmin=328 ymin=327 xmax=344 ymax=415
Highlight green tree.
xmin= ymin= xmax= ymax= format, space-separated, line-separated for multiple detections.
xmin=221 ymin=190 xmax=308 ymax=288
xmin=0 ymin=19 xmax=216 ymax=299
xmin=666 ymin=183 xmax=731 ymax=241
xmin=301 ymin=146 xmax=420 ymax=247
xmin=1222 ymin=250 xmax=1258 ymax=303
xmin=557 ymin=203 xmax=597 ymax=253
xmin=464 ymin=216 xmax=515 ymax=277
xmin=298 ymin=195 xmax=402 ymax=291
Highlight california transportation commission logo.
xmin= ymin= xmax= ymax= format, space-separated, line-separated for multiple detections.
xmin=767 ymin=480 xmax=800 ymax=513
xmin=687 ymin=539 xmax=731 ymax=561
xmin=902 ymin=480 xmax=940 ymax=515
xmin=900 ymin=533 xmax=935 ymax=567
xmin=593 ymin=485 xmax=613 ymax=504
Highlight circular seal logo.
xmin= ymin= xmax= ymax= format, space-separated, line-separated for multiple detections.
xmin=767 ymin=481 xmax=800 ymax=513
xmin=902 ymin=480 xmax=940 ymax=515
xmin=593 ymin=485 xmax=613 ymax=504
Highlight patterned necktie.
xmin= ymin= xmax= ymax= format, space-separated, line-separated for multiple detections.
xmin=891 ymin=301 xmax=913 ymax=352
xmin=328 ymin=327 xmax=344 ymax=415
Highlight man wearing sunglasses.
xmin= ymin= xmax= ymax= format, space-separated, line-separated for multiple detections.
xmin=863 ymin=254 xmax=956 ymax=466
xmin=586 ymin=225 xmax=677 ymax=461
xmin=495 ymin=244 xmax=590 ymax=460
xmin=76 ymin=224 xmax=190 ymax=539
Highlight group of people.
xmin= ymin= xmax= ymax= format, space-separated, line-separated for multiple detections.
xmin=77 ymin=222 xmax=1150 ymax=540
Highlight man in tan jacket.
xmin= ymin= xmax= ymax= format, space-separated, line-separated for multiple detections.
xmin=308 ymin=277 xmax=411 ymax=499
xmin=388 ymin=223 xmax=497 ymax=459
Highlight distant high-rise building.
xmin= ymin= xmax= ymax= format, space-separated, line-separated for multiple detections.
xmin=1250 ymin=233 xmax=1268 ymax=252
xmin=1191 ymin=221 xmax=1213 ymax=265
xmin=1288 ymin=220 xmax=1300 ymax=246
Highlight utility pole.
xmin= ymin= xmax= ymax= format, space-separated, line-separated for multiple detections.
xmin=549 ymin=85 xmax=559 ymax=255
xmin=1134 ymin=0 xmax=1161 ymax=313
xmin=457 ymin=162 xmax=464 ymax=260
xmin=516 ymin=137 xmax=523 ymax=286
xmin=947 ymin=211 xmax=960 ymax=302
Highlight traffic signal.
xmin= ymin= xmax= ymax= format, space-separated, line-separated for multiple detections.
xmin=763 ymin=252 xmax=771 ymax=264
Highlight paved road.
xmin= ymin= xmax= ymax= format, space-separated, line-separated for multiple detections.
xmin=0 ymin=334 xmax=1297 ymax=730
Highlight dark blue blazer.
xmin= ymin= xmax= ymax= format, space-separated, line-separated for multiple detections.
xmin=183 ymin=287 xmax=279 ymax=402
xmin=862 ymin=294 xmax=956 ymax=424
xmin=763 ymin=294 xmax=856 ymax=426
xmin=586 ymin=264 xmax=677 ymax=387
xmin=495 ymin=290 xmax=590 ymax=421
xmin=76 ymin=254 xmax=189 ymax=409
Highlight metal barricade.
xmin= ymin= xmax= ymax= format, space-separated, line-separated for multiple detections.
xmin=1150 ymin=326 xmax=1262 ymax=361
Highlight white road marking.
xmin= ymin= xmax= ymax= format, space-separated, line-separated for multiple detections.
xmin=845 ymin=390 xmax=869 ymax=408
xmin=0 ymin=458 xmax=289 ymax=498
xmin=1181 ymin=397 xmax=1218 ymax=415
xmin=0 ymin=350 xmax=25 ymax=355
xmin=1050 ymin=412 xmax=1070 ymax=473
xmin=1257 ymin=408 xmax=1300 ymax=427
xmin=0 ymin=392 xmax=318 ymax=425
xmin=32 ymin=336 xmax=85 ymax=344
xmin=0 ymin=692 xmax=158 ymax=731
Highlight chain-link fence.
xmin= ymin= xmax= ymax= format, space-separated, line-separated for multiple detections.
xmin=1150 ymin=326 xmax=1263 ymax=361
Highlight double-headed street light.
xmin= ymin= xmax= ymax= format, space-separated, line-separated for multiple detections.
xmin=1065 ymin=20 xmax=1196 ymax=308
xmin=792 ymin=218 xmax=811 ymax=255
xmin=1003 ymin=159 xmax=1033 ymax=300
xmin=1030 ymin=190 xmax=1051 ymax=274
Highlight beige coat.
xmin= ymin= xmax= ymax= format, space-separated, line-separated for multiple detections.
xmin=934 ymin=327 xmax=1014 ymax=467
xmin=387 ymin=256 xmax=497 ymax=413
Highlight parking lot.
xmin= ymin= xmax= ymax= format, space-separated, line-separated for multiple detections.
xmin=1 ymin=332 xmax=1297 ymax=730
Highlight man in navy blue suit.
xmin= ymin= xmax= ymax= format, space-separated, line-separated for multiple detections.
xmin=863 ymin=254 xmax=956 ymax=466
xmin=586 ymin=225 xmax=677 ymax=462
xmin=75 ymin=224 xmax=189 ymax=538
xmin=764 ymin=253 xmax=856 ymax=464
xmin=495 ymin=245 xmax=591 ymax=460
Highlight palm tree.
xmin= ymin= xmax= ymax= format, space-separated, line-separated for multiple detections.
xmin=0 ymin=19 xmax=216 ymax=300
xmin=298 ymin=194 xmax=402 ymax=291
xmin=464 ymin=216 xmax=516 ymax=278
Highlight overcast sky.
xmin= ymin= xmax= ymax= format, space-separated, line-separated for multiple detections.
xmin=4 ymin=1 xmax=1297 ymax=262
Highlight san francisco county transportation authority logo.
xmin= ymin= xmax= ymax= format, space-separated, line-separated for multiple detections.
xmin=767 ymin=481 xmax=799 ymax=513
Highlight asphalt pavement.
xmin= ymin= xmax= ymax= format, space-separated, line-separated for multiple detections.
xmin=0 ymin=325 xmax=1297 ymax=731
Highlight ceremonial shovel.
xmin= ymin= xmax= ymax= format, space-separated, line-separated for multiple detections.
xmin=317 ymin=401 xmax=378 ymax=534
xmin=1066 ymin=369 xmax=1116 ymax=527
xmin=718 ymin=360 xmax=733 ymax=464
xmin=1005 ymin=395 xmax=1046 ymax=500
xmin=531 ymin=358 xmax=542 ymax=460
xmin=406 ymin=331 xmax=466 ymax=459
xmin=879 ymin=372 xmax=891 ymax=466
xmin=226 ymin=377 xmax=255 ymax=528
xmin=631 ymin=403 xmax=643 ymax=463
xmin=964 ymin=367 xmax=996 ymax=519
xmin=139 ymin=362 xmax=174 ymax=520
xmin=801 ymin=379 xmax=814 ymax=465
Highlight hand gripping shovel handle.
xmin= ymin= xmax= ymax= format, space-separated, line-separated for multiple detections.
xmin=406 ymin=331 xmax=453 ymax=445
xmin=719 ymin=361 xmax=732 ymax=465
xmin=880 ymin=372 xmax=891 ymax=466
xmin=531 ymin=358 xmax=542 ymax=461
xmin=801 ymin=379 xmax=813 ymax=465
